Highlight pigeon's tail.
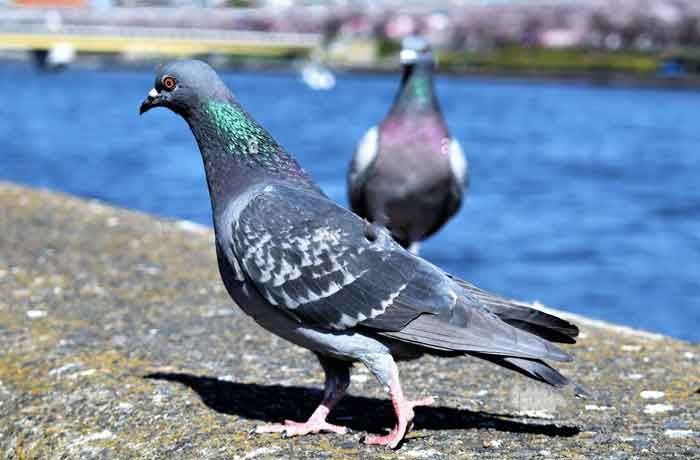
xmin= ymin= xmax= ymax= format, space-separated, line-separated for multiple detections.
xmin=381 ymin=305 xmax=574 ymax=363
xmin=469 ymin=353 xmax=590 ymax=398
xmin=447 ymin=275 xmax=579 ymax=344
xmin=379 ymin=274 xmax=587 ymax=393
xmin=472 ymin=353 xmax=568 ymax=386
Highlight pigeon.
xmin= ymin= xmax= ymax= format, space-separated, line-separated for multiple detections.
xmin=348 ymin=36 xmax=467 ymax=254
xmin=140 ymin=60 xmax=583 ymax=449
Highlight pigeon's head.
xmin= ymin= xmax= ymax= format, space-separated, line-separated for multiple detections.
xmin=140 ymin=59 xmax=231 ymax=117
xmin=399 ymin=36 xmax=433 ymax=67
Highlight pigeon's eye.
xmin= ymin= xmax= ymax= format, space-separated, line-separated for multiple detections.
xmin=162 ymin=76 xmax=177 ymax=91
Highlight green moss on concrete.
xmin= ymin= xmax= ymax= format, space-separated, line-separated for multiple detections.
xmin=0 ymin=181 xmax=698 ymax=459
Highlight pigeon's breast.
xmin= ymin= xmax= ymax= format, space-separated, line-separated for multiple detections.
xmin=376 ymin=114 xmax=451 ymax=184
xmin=365 ymin=115 xmax=453 ymax=239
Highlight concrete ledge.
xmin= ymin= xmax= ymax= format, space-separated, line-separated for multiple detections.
xmin=0 ymin=181 xmax=698 ymax=459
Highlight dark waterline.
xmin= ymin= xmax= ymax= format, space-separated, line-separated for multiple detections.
xmin=1 ymin=62 xmax=698 ymax=342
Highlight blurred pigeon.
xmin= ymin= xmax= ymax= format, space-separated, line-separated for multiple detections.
xmin=348 ymin=36 xmax=467 ymax=254
xmin=140 ymin=60 xmax=582 ymax=449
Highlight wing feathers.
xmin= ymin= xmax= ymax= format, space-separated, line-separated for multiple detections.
xmin=232 ymin=186 xmax=437 ymax=330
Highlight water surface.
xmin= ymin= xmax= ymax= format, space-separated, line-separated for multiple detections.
xmin=1 ymin=63 xmax=698 ymax=342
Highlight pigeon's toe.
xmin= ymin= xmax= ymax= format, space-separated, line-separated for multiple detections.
xmin=364 ymin=430 xmax=404 ymax=449
xmin=364 ymin=395 xmax=434 ymax=449
xmin=284 ymin=419 xmax=347 ymax=436
xmin=254 ymin=423 xmax=287 ymax=434
xmin=255 ymin=419 xmax=347 ymax=437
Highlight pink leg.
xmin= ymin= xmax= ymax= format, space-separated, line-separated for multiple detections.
xmin=256 ymin=356 xmax=350 ymax=437
xmin=364 ymin=358 xmax=434 ymax=448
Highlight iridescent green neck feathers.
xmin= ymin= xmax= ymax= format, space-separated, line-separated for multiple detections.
xmin=202 ymin=99 xmax=280 ymax=161
xmin=393 ymin=65 xmax=438 ymax=114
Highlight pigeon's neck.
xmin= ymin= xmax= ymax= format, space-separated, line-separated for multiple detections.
xmin=390 ymin=64 xmax=440 ymax=115
xmin=186 ymin=98 xmax=315 ymax=215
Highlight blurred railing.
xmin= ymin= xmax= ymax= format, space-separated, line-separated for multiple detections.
xmin=0 ymin=23 xmax=322 ymax=57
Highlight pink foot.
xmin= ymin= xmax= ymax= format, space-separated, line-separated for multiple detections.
xmin=365 ymin=396 xmax=434 ymax=448
xmin=256 ymin=416 xmax=347 ymax=437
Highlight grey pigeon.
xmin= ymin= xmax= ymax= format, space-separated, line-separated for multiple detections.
xmin=348 ymin=36 xmax=467 ymax=254
xmin=140 ymin=60 xmax=582 ymax=449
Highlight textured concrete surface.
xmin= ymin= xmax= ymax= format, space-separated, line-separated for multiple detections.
xmin=0 ymin=181 xmax=698 ymax=460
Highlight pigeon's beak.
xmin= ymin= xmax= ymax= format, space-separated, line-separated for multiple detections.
xmin=139 ymin=88 xmax=162 ymax=115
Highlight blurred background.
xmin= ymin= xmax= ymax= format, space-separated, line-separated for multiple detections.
xmin=0 ymin=0 xmax=698 ymax=342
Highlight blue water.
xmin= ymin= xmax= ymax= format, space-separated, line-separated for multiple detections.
xmin=1 ymin=63 xmax=699 ymax=342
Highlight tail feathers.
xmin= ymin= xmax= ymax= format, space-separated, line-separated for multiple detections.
xmin=498 ymin=318 xmax=577 ymax=345
xmin=473 ymin=353 xmax=589 ymax=398
xmin=383 ymin=310 xmax=573 ymax=363
xmin=496 ymin=356 xmax=569 ymax=387
xmin=448 ymin=275 xmax=579 ymax=343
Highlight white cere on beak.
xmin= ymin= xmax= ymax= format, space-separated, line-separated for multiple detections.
xmin=400 ymin=49 xmax=418 ymax=64
xmin=149 ymin=88 xmax=159 ymax=98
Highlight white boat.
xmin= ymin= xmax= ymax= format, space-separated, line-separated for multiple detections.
xmin=300 ymin=62 xmax=336 ymax=91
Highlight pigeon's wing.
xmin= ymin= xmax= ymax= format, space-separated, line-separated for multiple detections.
xmin=447 ymin=137 xmax=468 ymax=188
xmin=424 ymin=137 xmax=468 ymax=238
xmin=230 ymin=182 xmax=449 ymax=331
xmin=228 ymin=184 xmax=571 ymax=363
xmin=347 ymin=126 xmax=379 ymax=217
xmin=444 ymin=137 xmax=468 ymax=219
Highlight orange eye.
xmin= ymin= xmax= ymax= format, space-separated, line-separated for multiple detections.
xmin=162 ymin=76 xmax=177 ymax=91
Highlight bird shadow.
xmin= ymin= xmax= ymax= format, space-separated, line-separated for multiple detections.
xmin=145 ymin=372 xmax=580 ymax=437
